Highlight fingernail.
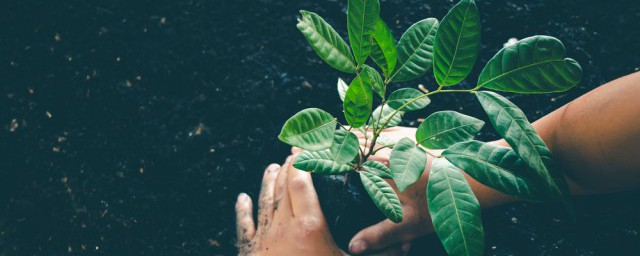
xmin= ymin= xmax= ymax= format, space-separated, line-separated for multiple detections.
xmin=237 ymin=193 xmax=249 ymax=202
xmin=402 ymin=242 xmax=411 ymax=253
xmin=349 ymin=240 xmax=366 ymax=254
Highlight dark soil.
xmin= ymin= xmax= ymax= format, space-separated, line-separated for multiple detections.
xmin=1 ymin=0 xmax=639 ymax=255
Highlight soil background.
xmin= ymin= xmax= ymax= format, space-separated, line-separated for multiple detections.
xmin=1 ymin=0 xmax=639 ymax=255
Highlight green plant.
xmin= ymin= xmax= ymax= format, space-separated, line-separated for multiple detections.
xmin=280 ymin=0 xmax=582 ymax=255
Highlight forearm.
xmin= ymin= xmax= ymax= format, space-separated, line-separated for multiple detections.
xmin=451 ymin=72 xmax=640 ymax=210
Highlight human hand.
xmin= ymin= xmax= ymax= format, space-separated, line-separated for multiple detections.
xmin=349 ymin=126 xmax=437 ymax=254
xmin=236 ymin=156 xmax=411 ymax=256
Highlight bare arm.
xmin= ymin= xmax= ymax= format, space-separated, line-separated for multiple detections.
xmin=348 ymin=71 xmax=640 ymax=254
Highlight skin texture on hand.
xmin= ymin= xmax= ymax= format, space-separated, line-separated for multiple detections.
xmin=235 ymin=155 xmax=410 ymax=256
xmin=348 ymin=72 xmax=640 ymax=254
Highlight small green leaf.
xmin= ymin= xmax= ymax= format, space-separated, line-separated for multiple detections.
xmin=443 ymin=140 xmax=547 ymax=201
xmin=347 ymin=0 xmax=380 ymax=65
xmin=371 ymin=104 xmax=404 ymax=129
xmin=433 ymin=0 xmax=481 ymax=86
xmin=415 ymin=111 xmax=484 ymax=149
xmin=477 ymin=36 xmax=582 ymax=94
xmin=294 ymin=150 xmax=355 ymax=174
xmin=428 ymin=158 xmax=484 ymax=256
xmin=337 ymin=78 xmax=348 ymax=101
xmin=476 ymin=91 xmax=572 ymax=204
xmin=390 ymin=137 xmax=428 ymax=192
xmin=390 ymin=18 xmax=439 ymax=82
xmin=360 ymin=171 xmax=403 ymax=223
xmin=330 ymin=129 xmax=360 ymax=164
xmin=370 ymin=19 xmax=398 ymax=78
xmin=297 ymin=11 xmax=356 ymax=73
xmin=387 ymin=88 xmax=431 ymax=111
xmin=344 ymin=72 xmax=374 ymax=128
xmin=363 ymin=161 xmax=392 ymax=179
xmin=278 ymin=108 xmax=337 ymax=151
xmin=361 ymin=64 xmax=385 ymax=99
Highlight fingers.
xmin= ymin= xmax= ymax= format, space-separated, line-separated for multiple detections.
xmin=274 ymin=156 xmax=293 ymax=216
xmin=235 ymin=193 xmax=255 ymax=244
xmin=349 ymin=219 xmax=415 ymax=254
xmin=257 ymin=163 xmax=281 ymax=229
xmin=291 ymin=147 xmax=303 ymax=154
xmin=366 ymin=243 xmax=411 ymax=256
xmin=286 ymin=159 xmax=322 ymax=217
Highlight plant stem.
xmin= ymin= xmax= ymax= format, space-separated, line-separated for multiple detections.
xmin=361 ymin=87 xmax=477 ymax=162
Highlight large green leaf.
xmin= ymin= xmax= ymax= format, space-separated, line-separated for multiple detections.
xmin=361 ymin=64 xmax=385 ymax=99
xmin=344 ymin=71 xmax=374 ymax=128
xmin=433 ymin=0 xmax=481 ymax=86
xmin=330 ymin=129 xmax=360 ymax=164
xmin=360 ymin=171 xmax=403 ymax=223
xmin=415 ymin=111 xmax=484 ymax=149
xmin=476 ymin=91 xmax=572 ymax=203
xmin=443 ymin=140 xmax=547 ymax=201
xmin=337 ymin=78 xmax=348 ymax=101
xmin=294 ymin=150 xmax=355 ymax=174
xmin=390 ymin=18 xmax=439 ymax=82
xmin=363 ymin=161 xmax=392 ymax=179
xmin=428 ymin=158 xmax=484 ymax=256
xmin=278 ymin=108 xmax=337 ymax=151
xmin=477 ymin=36 xmax=582 ymax=94
xmin=371 ymin=104 xmax=404 ymax=129
xmin=390 ymin=137 xmax=428 ymax=192
xmin=370 ymin=19 xmax=398 ymax=78
xmin=347 ymin=0 xmax=380 ymax=65
xmin=387 ymin=88 xmax=431 ymax=111
xmin=297 ymin=11 xmax=356 ymax=73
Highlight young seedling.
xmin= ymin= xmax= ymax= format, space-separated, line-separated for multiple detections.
xmin=280 ymin=0 xmax=582 ymax=255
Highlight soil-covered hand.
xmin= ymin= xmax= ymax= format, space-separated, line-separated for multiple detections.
xmin=236 ymin=156 xmax=410 ymax=256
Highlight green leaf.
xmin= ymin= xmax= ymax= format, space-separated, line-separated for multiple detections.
xmin=443 ymin=140 xmax=547 ymax=201
xmin=294 ymin=150 xmax=355 ymax=174
xmin=390 ymin=137 xmax=428 ymax=192
xmin=428 ymin=158 xmax=484 ymax=256
xmin=476 ymin=91 xmax=572 ymax=203
xmin=433 ymin=0 xmax=481 ymax=86
xmin=347 ymin=0 xmax=380 ymax=65
xmin=361 ymin=64 xmax=385 ymax=99
xmin=363 ymin=161 xmax=392 ymax=179
xmin=390 ymin=18 xmax=439 ymax=82
xmin=415 ymin=111 xmax=484 ymax=149
xmin=344 ymin=71 xmax=374 ymax=128
xmin=278 ymin=108 xmax=337 ymax=151
xmin=360 ymin=171 xmax=403 ymax=223
xmin=337 ymin=78 xmax=348 ymax=101
xmin=370 ymin=19 xmax=398 ymax=78
xmin=387 ymin=88 xmax=431 ymax=111
xmin=330 ymin=129 xmax=360 ymax=164
xmin=297 ymin=10 xmax=356 ymax=73
xmin=477 ymin=36 xmax=582 ymax=94
xmin=376 ymin=135 xmax=397 ymax=147
xmin=371 ymin=104 xmax=404 ymax=129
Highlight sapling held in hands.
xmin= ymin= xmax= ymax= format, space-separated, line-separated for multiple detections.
xmin=279 ymin=0 xmax=582 ymax=255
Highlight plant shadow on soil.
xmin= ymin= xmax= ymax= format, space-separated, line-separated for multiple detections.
xmin=1 ymin=0 xmax=639 ymax=255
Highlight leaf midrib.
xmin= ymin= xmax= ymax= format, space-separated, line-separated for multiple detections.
xmin=478 ymin=58 xmax=564 ymax=88
xmin=390 ymin=20 xmax=437 ymax=81
xmin=300 ymin=17 xmax=355 ymax=67
xmin=441 ymin=168 xmax=471 ymax=255
xmin=281 ymin=118 xmax=337 ymax=141
xmin=441 ymin=2 xmax=472 ymax=84
xmin=417 ymin=122 xmax=479 ymax=145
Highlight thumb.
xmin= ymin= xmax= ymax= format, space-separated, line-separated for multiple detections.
xmin=349 ymin=219 xmax=411 ymax=254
